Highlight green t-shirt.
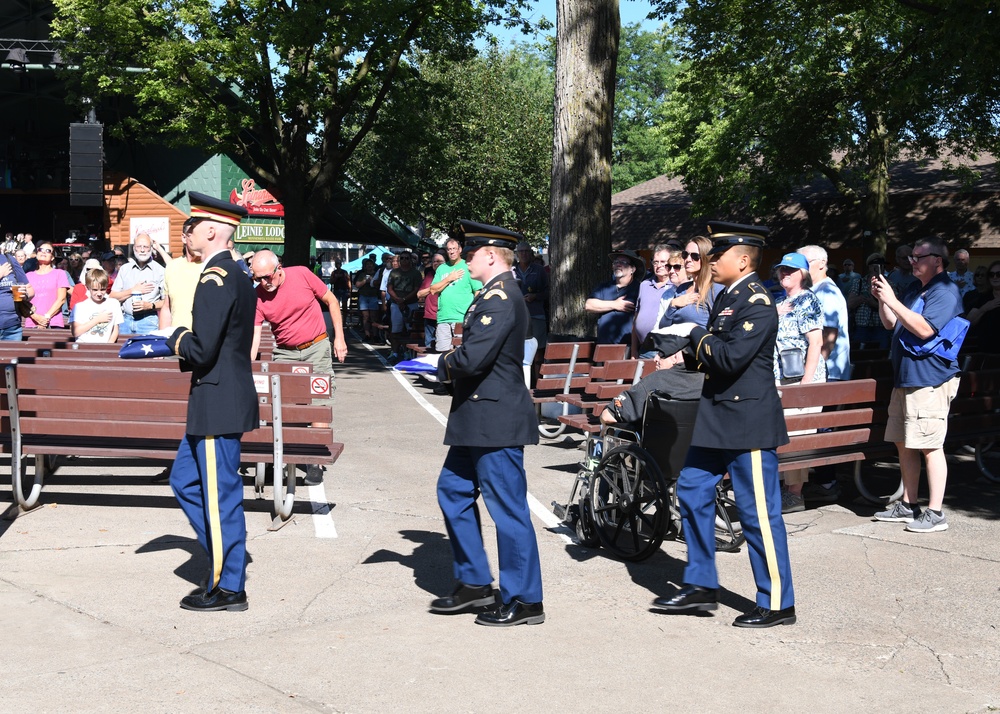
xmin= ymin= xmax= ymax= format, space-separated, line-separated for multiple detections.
xmin=433 ymin=259 xmax=482 ymax=323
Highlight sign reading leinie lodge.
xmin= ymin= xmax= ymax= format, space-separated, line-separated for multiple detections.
xmin=235 ymin=223 xmax=285 ymax=244
xmin=229 ymin=178 xmax=285 ymax=217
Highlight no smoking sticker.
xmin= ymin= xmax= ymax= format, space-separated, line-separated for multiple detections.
xmin=291 ymin=365 xmax=309 ymax=374
xmin=310 ymin=376 xmax=330 ymax=395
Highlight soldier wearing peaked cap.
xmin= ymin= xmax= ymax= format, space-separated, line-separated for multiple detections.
xmin=164 ymin=191 xmax=258 ymax=613
xmin=427 ymin=220 xmax=545 ymax=627
xmin=652 ymin=221 xmax=797 ymax=628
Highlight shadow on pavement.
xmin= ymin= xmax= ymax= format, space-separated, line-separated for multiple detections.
xmin=362 ymin=529 xmax=454 ymax=597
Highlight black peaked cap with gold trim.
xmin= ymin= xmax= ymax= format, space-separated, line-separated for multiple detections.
xmin=189 ymin=191 xmax=249 ymax=226
xmin=459 ymin=219 xmax=524 ymax=251
xmin=706 ymin=220 xmax=770 ymax=255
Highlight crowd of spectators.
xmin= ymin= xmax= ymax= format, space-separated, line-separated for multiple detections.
xmin=581 ymin=232 xmax=987 ymax=528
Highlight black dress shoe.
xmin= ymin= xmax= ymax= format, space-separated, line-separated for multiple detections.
xmin=475 ymin=600 xmax=545 ymax=627
xmin=429 ymin=583 xmax=497 ymax=614
xmin=733 ymin=605 xmax=796 ymax=628
xmin=180 ymin=587 xmax=249 ymax=612
xmin=651 ymin=584 xmax=719 ymax=613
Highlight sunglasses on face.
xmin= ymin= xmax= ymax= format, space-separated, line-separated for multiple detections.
xmin=666 ymin=264 xmax=683 ymax=271
xmin=682 ymin=251 xmax=700 ymax=261
xmin=989 ymin=271 xmax=1000 ymax=279
xmin=37 ymin=248 xmax=53 ymax=254
xmin=908 ymin=252 xmax=941 ymax=263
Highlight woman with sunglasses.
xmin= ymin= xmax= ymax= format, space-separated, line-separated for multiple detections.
xmin=632 ymin=244 xmax=682 ymax=357
xmin=965 ymin=260 xmax=1000 ymax=353
xmin=25 ymin=242 xmax=71 ymax=329
xmin=658 ymin=235 xmax=722 ymax=330
xmin=772 ymin=252 xmax=826 ymax=513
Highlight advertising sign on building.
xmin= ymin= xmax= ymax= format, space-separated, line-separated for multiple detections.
xmin=229 ymin=178 xmax=285 ymax=217
xmin=235 ymin=223 xmax=285 ymax=244
xmin=129 ymin=216 xmax=170 ymax=245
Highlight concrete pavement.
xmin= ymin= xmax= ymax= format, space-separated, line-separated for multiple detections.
xmin=1 ymin=333 xmax=998 ymax=713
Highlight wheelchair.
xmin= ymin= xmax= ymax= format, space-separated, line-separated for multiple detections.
xmin=553 ymin=391 xmax=745 ymax=561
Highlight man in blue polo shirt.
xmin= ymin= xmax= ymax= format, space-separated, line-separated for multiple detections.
xmin=872 ymin=236 xmax=962 ymax=533
xmin=585 ymin=250 xmax=644 ymax=346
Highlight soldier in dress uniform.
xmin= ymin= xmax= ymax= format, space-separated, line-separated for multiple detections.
xmin=426 ymin=220 xmax=544 ymax=627
xmin=652 ymin=221 xmax=796 ymax=628
xmin=165 ymin=192 xmax=258 ymax=612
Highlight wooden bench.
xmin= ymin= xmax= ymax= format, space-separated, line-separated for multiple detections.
xmin=792 ymin=370 xmax=1000 ymax=502
xmin=556 ymin=358 xmax=655 ymax=434
xmin=1 ymin=357 xmax=342 ymax=528
xmin=531 ymin=341 xmax=596 ymax=438
xmin=776 ymin=379 xmax=877 ymax=475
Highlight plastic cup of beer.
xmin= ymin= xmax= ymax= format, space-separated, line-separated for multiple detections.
xmin=11 ymin=284 xmax=27 ymax=302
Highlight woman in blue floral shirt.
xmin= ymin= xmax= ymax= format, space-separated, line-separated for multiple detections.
xmin=772 ymin=252 xmax=826 ymax=513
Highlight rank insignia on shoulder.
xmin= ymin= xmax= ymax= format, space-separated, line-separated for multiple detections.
xmin=748 ymin=293 xmax=772 ymax=305
xmin=481 ymin=315 xmax=493 ymax=326
xmin=483 ymin=288 xmax=507 ymax=301
xmin=200 ymin=272 xmax=224 ymax=286
xmin=743 ymin=321 xmax=754 ymax=332
xmin=205 ymin=266 xmax=228 ymax=277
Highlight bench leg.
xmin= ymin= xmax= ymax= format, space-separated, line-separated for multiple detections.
xmin=268 ymin=463 xmax=296 ymax=531
xmin=254 ymin=463 xmax=267 ymax=499
xmin=975 ymin=438 xmax=1000 ymax=483
xmin=537 ymin=402 xmax=568 ymax=439
xmin=853 ymin=461 xmax=903 ymax=505
xmin=6 ymin=455 xmax=43 ymax=515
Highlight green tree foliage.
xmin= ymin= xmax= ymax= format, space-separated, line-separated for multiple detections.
xmin=346 ymin=46 xmax=554 ymax=241
xmin=51 ymin=0 xmax=532 ymax=265
xmin=654 ymin=0 xmax=1000 ymax=251
xmin=612 ymin=22 xmax=681 ymax=194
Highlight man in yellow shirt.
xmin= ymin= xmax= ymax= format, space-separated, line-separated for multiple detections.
xmin=159 ymin=218 xmax=204 ymax=330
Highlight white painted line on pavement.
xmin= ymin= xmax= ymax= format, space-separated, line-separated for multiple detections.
xmin=308 ymin=483 xmax=338 ymax=538
xmin=358 ymin=329 xmax=572 ymax=543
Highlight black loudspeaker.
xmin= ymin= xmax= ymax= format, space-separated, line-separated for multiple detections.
xmin=70 ymin=123 xmax=104 ymax=206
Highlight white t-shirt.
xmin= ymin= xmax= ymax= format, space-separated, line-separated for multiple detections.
xmin=71 ymin=296 xmax=124 ymax=343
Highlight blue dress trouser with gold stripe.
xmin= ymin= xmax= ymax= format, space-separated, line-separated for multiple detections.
xmin=678 ymin=446 xmax=794 ymax=610
xmin=170 ymin=434 xmax=247 ymax=593
xmin=437 ymin=446 xmax=543 ymax=605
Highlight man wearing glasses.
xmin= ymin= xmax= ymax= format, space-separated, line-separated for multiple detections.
xmin=110 ymin=233 xmax=165 ymax=335
xmin=632 ymin=244 xmax=678 ymax=358
xmin=872 ymin=236 xmax=962 ymax=533
xmin=249 ymin=249 xmax=348 ymax=485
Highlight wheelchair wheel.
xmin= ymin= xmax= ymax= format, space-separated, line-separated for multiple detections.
xmin=714 ymin=482 xmax=745 ymax=553
xmin=574 ymin=496 xmax=601 ymax=547
xmin=589 ymin=444 xmax=669 ymax=561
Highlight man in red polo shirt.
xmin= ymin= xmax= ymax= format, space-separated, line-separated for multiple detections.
xmin=249 ymin=250 xmax=348 ymax=484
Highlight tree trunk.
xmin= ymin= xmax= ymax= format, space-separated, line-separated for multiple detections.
xmin=273 ymin=170 xmax=325 ymax=268
xmin=549 ymin=0 xmax=620 ymax=339
xmin=862 ymin=111 xmax=891 ymax=256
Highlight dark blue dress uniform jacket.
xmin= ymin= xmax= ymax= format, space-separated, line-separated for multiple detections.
xmin=687 ymin=273 xmax=788 ymax=451
xmin=168 ymin=251 xmax=259 ymax=436
xmin=437 ymin=270 xmax=539 ymax=448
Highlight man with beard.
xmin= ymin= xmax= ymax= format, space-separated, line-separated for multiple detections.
xmin=110 ymin=233 xmax=165 ymax=334
xmin=585 ymin=250 xmax=645 ymax=346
